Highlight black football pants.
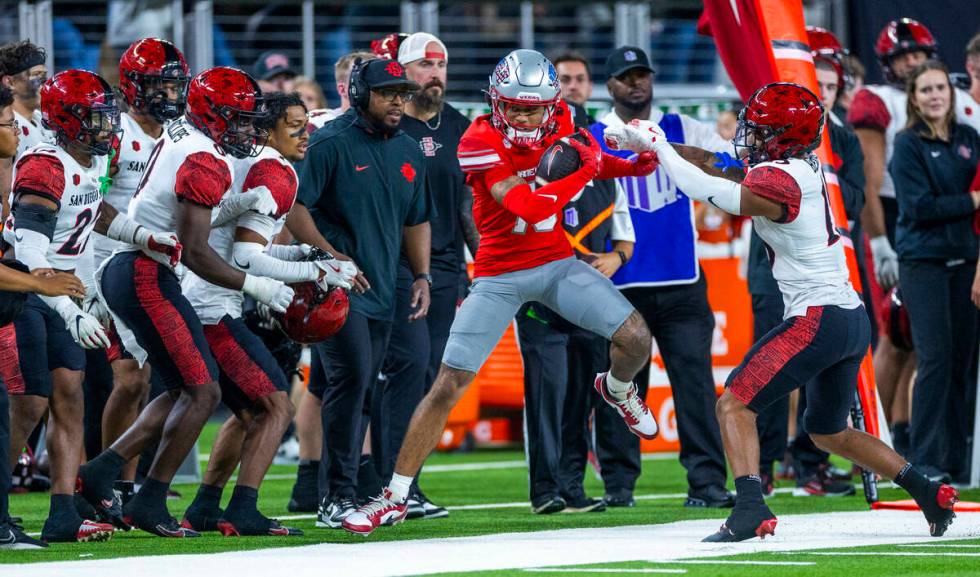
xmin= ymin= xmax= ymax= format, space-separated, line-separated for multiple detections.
xmin=314 ymin=311 xmax=391 ymax=501
xmin=374 ymin=263 xmax=460 ymax=485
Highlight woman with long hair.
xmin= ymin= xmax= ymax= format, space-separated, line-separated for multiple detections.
xmin=891 ymin=60 xmax=980 ymax=483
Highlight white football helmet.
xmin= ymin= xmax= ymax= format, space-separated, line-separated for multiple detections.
xmin=487 ymin=49 xmax=561 ymax=149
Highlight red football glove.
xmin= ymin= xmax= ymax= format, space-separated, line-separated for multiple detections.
xmin=146 ymin=234 xmax=183 ymax=268
xmin=565 ymin=128 xmax=602 ymax=180
xmin=598 ymin=150 xmax=660 ymax=179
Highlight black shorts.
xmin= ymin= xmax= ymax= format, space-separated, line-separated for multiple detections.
xmin=306 ymin=343 xmax=326 ymax=399
xmin=101 ymin=252 xmax=218 ymax=390
xmin=726 ymin=304 xmax=871 ymax=435
xmin=9 ymin=294 xmax=85 ymax=397
xmin=203 ymin=315 xmax=289 ymax=413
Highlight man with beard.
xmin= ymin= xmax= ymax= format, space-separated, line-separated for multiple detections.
xmin=285 ymin=57 xmax=433 ymax=529
xmin=367 ymin=33 xmax=472 ymax=521
xmin=588 ymin=46 xmax=734 ymax=509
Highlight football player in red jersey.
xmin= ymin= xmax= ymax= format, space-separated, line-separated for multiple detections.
xmin=343 ymin=49 xmax=660 ymax=536
xmin=606 ymin=82 xmax=958 ymax=542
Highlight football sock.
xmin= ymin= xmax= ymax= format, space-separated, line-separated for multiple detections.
xmin=388 ymin=473 xmax=413 ymax=503
xmin=894 ymin=463 xmax=930 ymax=501
xmin=193 ymin=484 xmax=224 ymax=510
xmin=49 ymin=493 xmax=77 ymax=521
xmin=226 ymin=485 xmax=259 ymax=513
xmin=605 ymin=372 xmax=633 ymax=400
xmin=135 ymin=478 xmax=170 ymax=509
xmin=88 ymin=449 xmax=127 ymax=480
xmin=734 ymin=475 xmax=765 ymax=505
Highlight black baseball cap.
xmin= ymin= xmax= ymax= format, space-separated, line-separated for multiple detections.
xmin=253 ymin=51 xmax=297 ymax=81
xmin=361 ymin=58 xmax=420 ymax=91
xmin=606 ymin=46 xmax=654 ymax=79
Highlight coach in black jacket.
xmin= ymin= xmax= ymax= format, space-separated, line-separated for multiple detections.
xmin=891 ymin=61 xmax=980 ymax=483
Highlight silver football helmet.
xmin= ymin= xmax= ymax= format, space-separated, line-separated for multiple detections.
xmin=488 ymin=49 xmax=561 ymax=148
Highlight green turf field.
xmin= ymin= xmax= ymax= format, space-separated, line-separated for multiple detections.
xmin=2 ymin=421 xmax=978 ymax=576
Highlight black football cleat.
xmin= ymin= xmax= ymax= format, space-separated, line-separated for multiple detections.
xmin=41 ymin=516 xmax=114 ymax=543
xmin=920 ymin=482 xmax=958 ymax=537
xmin=217 ymin=509 xmax=304 ymax=537
xmin=181 ymin=502 xmax=224 ymax=533
xmin=76 ymin=464 xmax=130 ymax=530
xmin=0 ymin=522 xmax=48 ymax=549
xmin=703 ymin=502 xmax=777 ymax=543
xmin=125 ymin=499 xmax=199 ymax=538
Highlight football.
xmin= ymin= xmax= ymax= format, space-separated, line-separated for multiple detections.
xmin=535 ymin=132 xmax=589 ymax=186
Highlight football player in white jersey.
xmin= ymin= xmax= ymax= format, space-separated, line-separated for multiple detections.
xmin=0 ymin=40 xmax=53 ymax=251
xmin=77 ymin=66 xmax=295 ymax=538
xmin=8 ymin=69 xmax=179 ymax=543
xmin=180 ymin=92 xmax=354 ymax=536
xmin=87 ymin=37 xmax=191 ymax=507
xmin=606 ymin=82 xmax=959 ymax=543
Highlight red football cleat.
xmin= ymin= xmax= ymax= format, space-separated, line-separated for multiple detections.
xmin=594 ymin=372 xmax=659 ymax=440
xmin=342 ymin=489 xmax=408 ymax=537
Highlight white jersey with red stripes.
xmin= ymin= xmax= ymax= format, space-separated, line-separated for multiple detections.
xmin=125 ymin=116 xmax=233 ymax=249
xmin=11 ymin=143 xmax=107 ymax=270
xmin=13 ymin=109 xmax=54 ymax=159
xmin=847 ymin=84 xmax=906 ymax=200
xmin=746 ymin=156 xmax=862 ymax=318
xmin=93 ymin=112 xmax=160 ymax=265
xmin=182 ymin=146 xmax=298 ymax=324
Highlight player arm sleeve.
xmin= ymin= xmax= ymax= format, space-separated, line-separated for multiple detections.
xmin=11 ymin=204 xmax=81 ymax=316
xmin=232 ymin=241 xmax=319 ymax=283
xmin=501 ymin=166 xmax=594 ymax=223
xmin=266 ymin=243 xmax=309 ymax=261
xmin=653 ymin=143 xmax=743 ymax=215
xmin=610 ymin=180 xmax=636 ymax=242
xmin=892 ymin=132 xmax=976 ymax=223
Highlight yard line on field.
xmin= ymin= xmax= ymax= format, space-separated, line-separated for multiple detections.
xmin=665 ymin=560 xmax=816 ymax=566
xmin=779 ymin=551 xmax=980 ymax=557
xmin=526 ymin=568 xmax=686 ymax=574
xmin=897 ymin=544 xmax=980 ymax=548
xmin=274 ymin=487 xmax=820 ymax=520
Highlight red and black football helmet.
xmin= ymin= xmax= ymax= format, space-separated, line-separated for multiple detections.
xmin=274 ymin=282 xmax=349 ymax=344
xmin=119 ymin=37 xmax=190 ymax=122
xmin=875 ymin=18 xmax=938 ymax=85
xmin=40 ymin=69 xmax=121 ymax=156
xmin=807 ymin=26 xmax=848 ymax=90
xmin=185 ymin=66 xmax=266 ymax=159
xmin=272 ymin=247 xmax=350 ymax=343
xmin=734 ymin=82 xmax=824 ymax=165
xmin=880 ymin=287 xmax=913 ymax=351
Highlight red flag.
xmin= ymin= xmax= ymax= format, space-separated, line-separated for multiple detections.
xmin=698 ymin=0 xmax=778 ymax=101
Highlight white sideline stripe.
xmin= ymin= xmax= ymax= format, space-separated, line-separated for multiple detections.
xmin=783 ymin=551 xmax=980 ymax=557
xmin=524 ymin=570 xmax=686 ymax=574
xmin=273 ymin=485 xmax=865 ymax=520
xmin=26 ymin=510 xmax=980 ymax=577
xmin=664 ymin=560 xmax=816 ymax=566
xmin=897 ymin=544 xmax=980 ymax=548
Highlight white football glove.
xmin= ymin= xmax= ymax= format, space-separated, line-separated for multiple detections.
xmin=313 ymin=258 xmax=357 ymax=290
xmin=83 ymin=292 xmax=112 ymax=327
xmin=603 ymin=119 xmax=669 ymax=153
xmin=51 ymin=298 xmax=111 ymax=349
xmin=242 ymin=274 xmax=295 ymax=313
xmin=212 ymin=186 xmax=279 ymax=228
xmin=870 ymin=235 xmax=899 ymax=290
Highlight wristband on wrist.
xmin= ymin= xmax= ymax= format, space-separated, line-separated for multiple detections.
xmin=617 ymin=250 xmax=628 ymax=265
